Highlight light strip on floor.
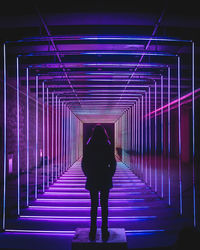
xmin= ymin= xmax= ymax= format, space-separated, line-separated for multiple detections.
xmin=20 ymin=215 xmax=156 ymax=220
xmin=28 ymin=206 xmax=149 ymax=210
xmin=36 ymin=198 xmax=146 ymax=202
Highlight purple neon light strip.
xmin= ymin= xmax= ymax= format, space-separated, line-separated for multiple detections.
xmin=42 ymin=191 xmax=142 ymax=195
xmin=168 ymin=67 xmax=171 ymax=206
xmin=28 ymin=206 xmax=149 ymax=210
xmin=82 ymin=51 xmax=174 ymax=56
xmin=42 ymin=82 xmax=45 ymax=192
xmin=3 ymin=43 xmax=6 ymax=230
xmin=17 ymin=57 xmax=20 ymax=215
xmin=19 ymin=215 xmax=156 ymax=220
xmin=47 ymin=88 xmax=50 ymax=188
xmin=178 ymin=57 xmax=182 ymax=215
xmin=26 ymin=68 xmax=29 ymax=207
xmin=36 ymin=198 xmax=146 ymax=202
xmin=161 ymin=75 xmax=164 ymax=198
xmin=35 ymin=76 xmax=39 ymax=199
xmin=192 ymin=42 xmax=196 ymax=227
xmin=5 ymin=229 xmax=165 ymax=235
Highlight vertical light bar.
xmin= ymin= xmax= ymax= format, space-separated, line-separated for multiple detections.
xmin=141 ymin=96 xmax=144 ymax=179
xmin=42 ymin=82 xmax=45 ymax=192
xmin=35 ymin=75 xmax=38 ymax=199
xmin=58 ymin=99 xmax=60 ymax=176
xmin=145 ymin=92 xmax=148 ymax=183
xmin=192 ymin=42 xmax=196 ymax=227
xmin=167 ymin=67 xmax=171 ymax=206
xmin=155 ymin=81 xmax=157 ymax=193
xmin=161 ymin=75 xmax=164 ymax=198
xmin=135 ymin=102 xmax=138 ymax=174
xmin=16 ymin=57 xmax=20 ymax=215
xmin=148 ymin=87 xmax=152 ymax=187
xmin=178 ymin=56 xmax=182 ymax=215
xmin=61 ymin=102 xmax=64 ymax=174
xmin=134 ymin=104 xmax=136 ymax=171
xmin=63 ymin=105 xmax=66 ymax=171
xmin=55 ymin=96 xmax=58 ymax=179
xmin=66 ymin=107 xmax=68 ymax=170
xmin=138 ymin=99 xmax=140 ymax=176
xmin=51 ymin=92 xmax=54 ymax=183
xmin=47 ymin=88 xmax=49 ymax=188
xmin=3 ymin=43 xmax=7 ymax=230
xmin=26 ymin=68 xmax=29 ymax=206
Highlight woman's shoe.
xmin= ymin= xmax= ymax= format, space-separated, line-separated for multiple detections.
xmin=89 ymin=228 xmax=97 ymax=241
xmin=102 ymin=228 xmax=110 ymax=242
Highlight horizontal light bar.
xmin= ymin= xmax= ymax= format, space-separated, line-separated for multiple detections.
xmin=42 ymin=191 xmax=142 ymax=195
xmin=5 ymin=229 xmax=165 ymax=236
xmin=36 ymin=198 xmax=146 ymax=201
xmin=82 ymin=51 xmax=175 ymax=56
xmin=13 ymin=35 xmax=190 ymax=42
xmin=20 ymin=215 xmax=156 ymax=220
xmin=28 ymin=206 xmax=149 ymax=210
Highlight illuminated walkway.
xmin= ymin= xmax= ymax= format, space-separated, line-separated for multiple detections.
xmin=5 ymin=160 xmax=187 ymax=249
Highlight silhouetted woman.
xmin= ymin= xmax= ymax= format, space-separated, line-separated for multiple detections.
xmin=81 ymin=124 xmax=116 ymax=241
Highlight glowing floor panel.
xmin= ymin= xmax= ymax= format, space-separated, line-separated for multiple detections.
xmin=6 ymin=161 xmax=184 ymax=249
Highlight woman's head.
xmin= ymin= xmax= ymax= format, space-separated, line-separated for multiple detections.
xmin=87 ymin=124 xmax=111 ymax=145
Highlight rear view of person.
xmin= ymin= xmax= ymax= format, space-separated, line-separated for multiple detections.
xmin=81 ymin=124 xmax=116 ymax=241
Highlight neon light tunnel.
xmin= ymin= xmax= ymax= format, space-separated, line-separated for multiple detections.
xmin=1 ymin=8 xmax=200 ymax=249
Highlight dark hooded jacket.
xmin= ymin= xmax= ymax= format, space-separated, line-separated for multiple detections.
xmin=81 ymin=138 xmax=116 ymax=191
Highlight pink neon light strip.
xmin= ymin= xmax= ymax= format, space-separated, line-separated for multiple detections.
xmin=148 ymin=88 xmax=200 ymax=117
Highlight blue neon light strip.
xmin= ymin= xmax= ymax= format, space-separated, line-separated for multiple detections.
xmin=82 ymin=51 xmax=175 ymax=56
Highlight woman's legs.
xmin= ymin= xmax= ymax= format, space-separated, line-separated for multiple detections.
xmin=100 ymin=189 xmax=109 ymax=230
xmin=89 ymin=190 xmax=99 ymax=232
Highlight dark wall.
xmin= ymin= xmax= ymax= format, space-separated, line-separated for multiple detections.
xmin=83 ymin=123 xmax=114 ymax=153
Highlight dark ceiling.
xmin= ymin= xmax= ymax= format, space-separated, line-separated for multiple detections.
xmin=1 ymin=0 xmax=199 ymax=123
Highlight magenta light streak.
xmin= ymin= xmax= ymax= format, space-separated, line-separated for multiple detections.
xmin=148 ymin=87 xmax=200 ymax=117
